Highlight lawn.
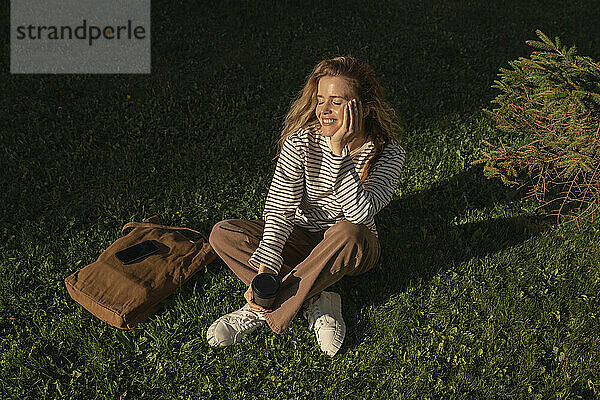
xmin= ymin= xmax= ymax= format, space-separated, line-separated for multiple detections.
xmin=1 ymin=1 xmax=599 ymax=398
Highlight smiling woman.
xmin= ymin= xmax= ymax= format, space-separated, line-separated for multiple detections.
xmin=206 ymin=56 xmax=407 ymax=357
xmin=276 ymin=56 xmax=405 ymax=182
xmin=316 ymin=75 xmax=371 ymax=154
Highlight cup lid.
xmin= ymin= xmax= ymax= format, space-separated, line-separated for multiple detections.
xmin=252 ymin=273 xmax=280 ymax=298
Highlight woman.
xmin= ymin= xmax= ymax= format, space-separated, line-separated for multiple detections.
xmin=207 ymin=56 xmax=406 ymax=356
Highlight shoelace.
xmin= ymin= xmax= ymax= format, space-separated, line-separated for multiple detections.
xmin=223 ymin=306 xmax=265 ymax=332
xmin=304 ymin=298 xmax=332 ymax=332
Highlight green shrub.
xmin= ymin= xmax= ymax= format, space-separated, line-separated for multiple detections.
xmin=473 ymin=29 xmax=600 ymax=230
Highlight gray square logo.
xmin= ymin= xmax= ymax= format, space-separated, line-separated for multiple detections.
xmin=11 ymin=0 xmax=151 ymax=74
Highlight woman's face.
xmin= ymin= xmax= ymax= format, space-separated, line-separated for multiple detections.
xmin=315 ymin=75 xmax=354 ymax=137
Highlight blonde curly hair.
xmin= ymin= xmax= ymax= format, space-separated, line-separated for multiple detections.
xmin=272 ymin=56 xmax=404 ymax=183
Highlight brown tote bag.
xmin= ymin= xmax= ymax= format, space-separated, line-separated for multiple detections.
xmin=64 ymin=215 xmax=217 ymax=329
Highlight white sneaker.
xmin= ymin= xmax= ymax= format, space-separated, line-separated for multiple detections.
xmin=206 ymin=303 xmax=267 ymax=348
xmin=302 ymin=291 xmax=346 ymax=356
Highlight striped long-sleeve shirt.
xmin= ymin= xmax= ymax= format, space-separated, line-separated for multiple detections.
xmin=248 ymin=126 xmax=406 ymax=274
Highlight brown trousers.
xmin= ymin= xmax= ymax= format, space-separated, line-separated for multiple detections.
xmin=208 ymin=218 xmax=381 ymax=334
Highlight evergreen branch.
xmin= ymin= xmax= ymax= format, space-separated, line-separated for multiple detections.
xmin=482 ymin=30 xmax=600 ymax=227
xmin=535 ymin=29 xmax=557 ymax=50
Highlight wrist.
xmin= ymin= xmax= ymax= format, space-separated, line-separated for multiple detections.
xmin=330 ymin=140 xmax=345 ymax=155
xmin=258 ymin=265 xmax=272 ymax=274
xmin=331 ymin=144 xmax=346 ymax=157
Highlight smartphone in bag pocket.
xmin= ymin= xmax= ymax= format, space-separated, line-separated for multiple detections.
xmin=115 ymin=240 xmax=160 ymax=265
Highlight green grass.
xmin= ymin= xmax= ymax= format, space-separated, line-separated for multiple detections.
xmin=1 ymin=0 xmax=600 ymax=398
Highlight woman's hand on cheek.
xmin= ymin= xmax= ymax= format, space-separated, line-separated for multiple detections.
xmin=331 ymin=98 xmax=363 ymax=148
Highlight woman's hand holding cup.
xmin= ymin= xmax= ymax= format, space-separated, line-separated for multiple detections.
xmin=244 ymin=264 xmax=273 ymax=313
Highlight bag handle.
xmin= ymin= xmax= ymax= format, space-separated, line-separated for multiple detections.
xmin=121 ymin=221 xmax=208 ymax=242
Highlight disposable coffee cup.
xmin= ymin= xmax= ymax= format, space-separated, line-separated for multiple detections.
xmin=251 ymin=273 xmax=280 ymax=309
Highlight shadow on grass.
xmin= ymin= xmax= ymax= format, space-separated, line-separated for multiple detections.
xmin=335 ymin=163 xmax=555 ymax=352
